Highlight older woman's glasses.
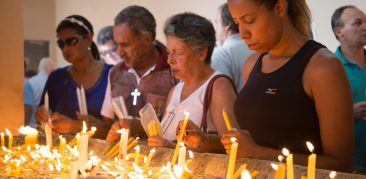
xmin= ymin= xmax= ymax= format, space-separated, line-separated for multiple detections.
xmin=57 ymin=36 xmax=81 ymax=49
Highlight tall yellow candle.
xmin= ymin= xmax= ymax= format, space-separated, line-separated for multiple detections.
xmin=282 ymin=148 xmax=294 ymax=179
xmin=134 ymin=145 xmax=140 ymax=166
xmin=5 ymin=129 xmax=12 ymax=150
xmin=1 ymin=132 xmax=4 ymax=147
xmin=171 ymin=111 xmax=190 ymax=165
xmin=226 ymin=137 xmax=238 ymax=179
xmin=306 ymin=141 xmax=316 ymax=179
xmin=223 ymin=108 xmax=232 ymax=131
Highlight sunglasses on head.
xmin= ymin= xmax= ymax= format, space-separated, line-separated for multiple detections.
xmin=57 ymin=36 xmax=84 ymax=49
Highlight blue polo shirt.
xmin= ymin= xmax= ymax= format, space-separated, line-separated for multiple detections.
xmin=335 ymin=47 xmax=366 ymax=172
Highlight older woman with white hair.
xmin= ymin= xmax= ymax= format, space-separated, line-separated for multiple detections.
xmin=147 ymin=12 xmax=239 ymax=153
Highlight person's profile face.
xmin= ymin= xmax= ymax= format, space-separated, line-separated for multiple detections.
xmin=99 ymin=40 xmax=122 ymax=65
xmin=339 ymin=8 xmax=366 ymax=46
xmin=166 ymin=35 xmax=201 ymax=80
xmin=228 ymin=0 xmax=283 ymax=53
xmin=113 ymin=23 xmax=147 ymax=68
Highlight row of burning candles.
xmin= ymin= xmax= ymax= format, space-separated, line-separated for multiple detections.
xmin=0 ymin=109 xmax=337 ymax=178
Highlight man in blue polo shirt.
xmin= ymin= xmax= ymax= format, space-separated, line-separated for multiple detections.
xmin=331 ymin=5 xmax=366 ymax=173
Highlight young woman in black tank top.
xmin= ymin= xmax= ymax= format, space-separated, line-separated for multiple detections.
xmin=222 ymin=0 xmax=353 ymax=172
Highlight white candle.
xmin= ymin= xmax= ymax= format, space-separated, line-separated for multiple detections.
xmin=178 ymin=142 xmax=186 ymax=168
xmin=76 ymin=87 xmax=83 ymax=115
xmin=45 ymin=91 xmax=49 ymax=112
xmin=80 ymin=85 xmax=88 ymax=115
xmin=119 ymin=96 xmax=129 ymax=117
xmin=118 ymin=128 xmax=129 ymax=165
xmin=144 ymin=148 xmax=155 ymax=171
xmin=78 ymin=121 xmax=89 ymax=175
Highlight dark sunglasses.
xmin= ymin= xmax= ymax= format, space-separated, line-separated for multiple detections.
xmin=57 ymin=36 xmax=83 ymax=49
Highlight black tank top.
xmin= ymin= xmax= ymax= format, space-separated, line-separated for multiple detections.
xmin=234 ymin=40 xmax=325 ymax=154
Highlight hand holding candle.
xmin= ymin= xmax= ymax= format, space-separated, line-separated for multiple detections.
xmin=171 ymin=111 xmax=190 ymax=165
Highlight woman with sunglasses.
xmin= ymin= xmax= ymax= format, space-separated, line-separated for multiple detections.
xmin=36 ymin=15 xmax=113 ymax=139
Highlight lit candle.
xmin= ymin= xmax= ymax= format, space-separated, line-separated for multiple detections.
xmin=226 ymin=137 xmax=238 ymax=179
xmin=1 ymin=132 xmax=4 ymax=147
xmin=276 ymin=155 xmax=285 ymax=179
xmin=45 ymin=117 xmax=52 ymax=148
xmin=171 ymin=111 xmax=189 ymax=165
xmin=241 ymin=169 xmax=252 ymax=179
xmin=87 ymin=126 xmax=96 ymax=138
xmin=78 ymin=121 xmax=89 ymax=175
xmin=306 ymin=141 xmax=316 ymax=179
xmin=233 ymin=164 xmax=247 ymax=179
xmin=117 ymin=128 xmax=129 ymax=164
xmin=144 ymin=148 xmax=155 ymax=171
xmin=45 ymin=91 xmax=49 ymax=112
xmin=5 ymin=129 xmax=12 ymax=150
xmin=59 ymin=136 xmax=66 ymax=156
xmin=282 ymin=148 xmax=294 ymax=179
xmin=223 ymin=108 xmax=232 ymax=131
xmin=178 ymin=142 xmax=186 ymax=168
xmin=329 ymin=171 xmax=337 ymax=179
xmin=134 ymin=145 xmax=140 ymax=166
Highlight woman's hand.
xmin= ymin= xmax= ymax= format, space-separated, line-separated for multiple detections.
xmin=51 ymin=112 xmax=82 ymax=134
xmin=221 ymin=130 xmax=258 ymax=158
xmin=106 ymin=119 xmax=132 ymax=143
xmin=148 ymin=136 xmax=174 ymax=148
xmin=36 ymin=106 xmax=49 ymax=124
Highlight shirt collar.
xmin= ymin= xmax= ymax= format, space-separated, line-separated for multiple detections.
xmin=335 ymin=46 xmax=366 ymax=66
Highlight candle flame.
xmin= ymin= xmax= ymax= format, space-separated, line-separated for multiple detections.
xmin=278 ymin=155 xmax=284 ymax=162
xmin=184 ymin=111 xmax=190 ymax=117
xmin=82 ymin=121 xmax=87 ymax=133
xmin=144 ymin=156 xmax=148 ymax=163
xmin=117 ymin=128 xmax=126 ymax=134
xmin=91 ymin=126 xmax=97 ymax=132
xmin=5 ymin=128 xmax=11 ymax=135
xmin=282 ymin=148 xmax=290 ymax=157
xmin=0 ymin=132 xmax=3 ymax=137
xmin=241 ymin=169 xmax=252 ymax=179
xmin=271 ymin=163 xmax=278 ymax=170
xmin=59 ymin=135 xmax=63 ymax=139
xmin=188 ymin=150 xmax=194 ymax=159
xmin=306 ymin=141 xmax=314 ymax=153
xmin=151 ymin=148 xmax=156 ymax=154
xmin=230 ymin=137 xmax=237 ymax=143
xmin=134 ymin=145 xmax=140 ymax=150
xmin=179 ymin=142 xmax=185 ymax=147
xmin=148 ymin=170 xmax=153 ymax=176
xmin=329 ymin=171 xmax=337 ymax=178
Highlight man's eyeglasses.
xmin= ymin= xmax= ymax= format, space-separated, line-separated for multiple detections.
xmin=100 ymin=47 xmax=117 ymax=56
xmin=57 ymin=36 xmax=83 ymax=49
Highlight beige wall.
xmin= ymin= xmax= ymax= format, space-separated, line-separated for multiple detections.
xmin=307 ymin=0 xmax=366 ymax=51
xmin=23 ymin=0 xmax=56 ymax=67
xmin=0 ymin=0 xmax=24 ymax=134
